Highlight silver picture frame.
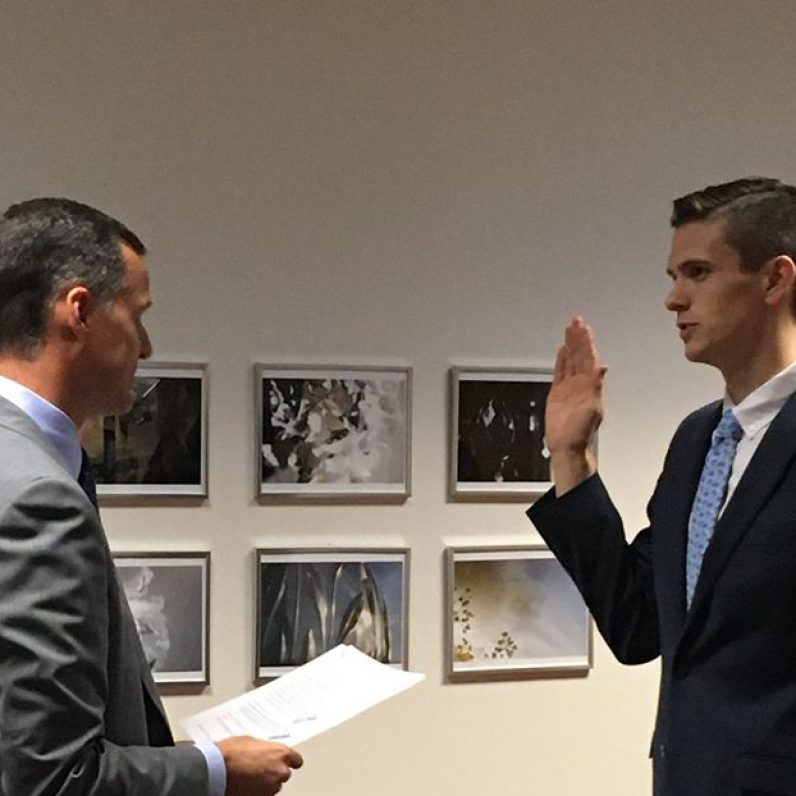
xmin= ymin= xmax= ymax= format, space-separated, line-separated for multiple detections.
xmin=444 ymin=545 xmax=592 ymax=681
xmin=449 ymin=366 xmax=553 ymax=500
xmin=255 ymin=547 xmax=410 ymax=681
xmin=85 ymin=362 xmax=208 ymax=498
xmin=255 ymin=364 xmax=412 ymax=501
xmin=113 ymin=551 xmax=210 ymax=686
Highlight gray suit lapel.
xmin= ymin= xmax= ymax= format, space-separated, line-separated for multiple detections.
xmin=113 ymin=568 xmax=172 ymax=733
xmin=100 ymin=519 xmax=171 ymax=737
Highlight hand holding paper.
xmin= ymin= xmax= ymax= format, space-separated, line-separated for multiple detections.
xmin=216 ymin=736 xmax=303 ymax=796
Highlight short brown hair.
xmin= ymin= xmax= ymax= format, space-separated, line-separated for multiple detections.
xmin=671 ymin=177 xmax=796 ymax=272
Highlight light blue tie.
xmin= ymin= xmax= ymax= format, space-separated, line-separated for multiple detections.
xmin=685 ymin=408 xmax=743 ymax=607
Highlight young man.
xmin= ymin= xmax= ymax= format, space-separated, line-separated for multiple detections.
xmin=0 ymin=198 xmax=303 ymax=796
xmin=528 ymin=178 xmax=796 ymax=796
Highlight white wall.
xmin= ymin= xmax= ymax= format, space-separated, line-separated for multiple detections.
xmin=1 ymin=1 xmax=794 ymax=793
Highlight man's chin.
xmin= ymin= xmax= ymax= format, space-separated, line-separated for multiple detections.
xmin=112 ymin=391 xmax=136 ymax=416
xmin=682 ymin=343 xmax=708 ymax=364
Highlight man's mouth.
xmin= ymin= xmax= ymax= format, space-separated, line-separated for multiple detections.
xmin=677 ymin=321 xmax=697 ymax=341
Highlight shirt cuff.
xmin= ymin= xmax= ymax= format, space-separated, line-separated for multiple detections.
xmin=196 ymin=741 xmax=227 ymax=796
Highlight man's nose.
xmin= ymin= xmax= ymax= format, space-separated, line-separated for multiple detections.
xmin=139 ymin=327 xmax=153 ymax=360
xmin=664 ymin=280 xmax=687 ymax=312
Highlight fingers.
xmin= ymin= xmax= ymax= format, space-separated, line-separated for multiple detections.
xmin=285 ymin=749 xmax=304 ymax=769
xmin=596 ymin=365 xmax=608 ymax=387
xmin=217 ymin=736 xmax=303 ymax=796
xmin=267 ymin=742 xmax=302 ymax=770
xmin=269 ymin=744 xmax=302 ymax=788
xmin=553 ymin=344 xmax=568 ymax=385
xmin=562 ymin=316 xmax=602 ymax=375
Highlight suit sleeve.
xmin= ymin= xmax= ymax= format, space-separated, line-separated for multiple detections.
xmin=527 ymin=473 xmax=660 ymax=665
xmin=0 ymin=477 xmax=208 ymax=796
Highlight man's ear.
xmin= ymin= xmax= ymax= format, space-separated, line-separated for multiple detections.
xmin=58 ymin=285 xmax=94 ymax=334
xmin=763 ymin=255 xmax=796 ymax=309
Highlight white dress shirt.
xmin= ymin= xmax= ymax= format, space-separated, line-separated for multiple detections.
xmin=723 ymin=359 xmax=796 ymax=510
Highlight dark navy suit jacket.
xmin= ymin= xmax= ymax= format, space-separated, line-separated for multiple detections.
xmin=529 ymin=393 xmax=796 ymax=796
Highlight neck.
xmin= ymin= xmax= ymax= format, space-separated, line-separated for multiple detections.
xmin=722 ymin=326 xmax=796 ymax=403
xmin=0 ymin=348 xmax=86 ymax=427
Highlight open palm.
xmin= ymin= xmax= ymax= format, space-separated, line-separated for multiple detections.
xmin=545 ymin=317 xmax=606 ymax=457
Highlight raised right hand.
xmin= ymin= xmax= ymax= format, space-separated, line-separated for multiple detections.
xmin=217 ymin=736 xmax=304 ymax=796
xmin=545 ymin=316 xmax=606 ymax=495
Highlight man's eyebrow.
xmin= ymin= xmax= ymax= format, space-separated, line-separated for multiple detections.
xmin=666 ymin=258 xmax=711 ymax=276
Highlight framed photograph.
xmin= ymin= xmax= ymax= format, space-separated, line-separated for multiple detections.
xmin=444 ymin=546 xmax=591 ymax=681
xmin=256 ymin=365 xmax=411 ymax=500
xmin=255 ymin=548 xmax=410 ymax=680
xmin=83 ymin=363 xmax=208 ymax=497
xmin=113 ymin=552 xmax=210 ymax=685
xmin=450 ymin=366 xmax=553 ymax=499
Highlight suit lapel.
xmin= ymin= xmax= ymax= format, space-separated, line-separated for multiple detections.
xmin=108 ymin=553 xmax=173 ymax=742
xmin=686 ymin=391 xmax=796 ymax=620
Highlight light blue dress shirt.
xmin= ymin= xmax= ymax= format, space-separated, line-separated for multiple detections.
xmin=0 ymin=375 xmax=226 ymax=796
xmin=0 ymin=375 xmax=82 ymax=477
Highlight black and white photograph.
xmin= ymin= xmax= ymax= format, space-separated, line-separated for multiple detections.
xmin=84 ymin=363 xmax=208 ymax=497
xmin=256 ymin=365 xmax=411 ymax=499
xmin=256 ymin=548 xmax=410 ymax=680
xmin=450 ymin=366 xmax=554 ymax=499
xmin=114 ymin=552 xmax=210 ymax=685
xmin=445 ymin=546 xmax=592 ymax=682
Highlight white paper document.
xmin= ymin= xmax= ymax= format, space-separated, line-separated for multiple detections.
xmin=180 ymin=645 xmax=425 ymax=746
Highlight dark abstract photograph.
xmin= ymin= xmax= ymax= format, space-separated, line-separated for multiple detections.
xmin=84 ymin=364 xmax=207 ymax=497
xmin=256 ymin=549 xmax=409 ymax=679
xmin=451 ymin=368 xmax=553 ymax=498
xmin=257 ymin=366 xmax=410 ymax=498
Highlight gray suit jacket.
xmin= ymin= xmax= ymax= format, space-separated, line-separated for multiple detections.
xmin=0 ymin=396 xmax=207 ymax=795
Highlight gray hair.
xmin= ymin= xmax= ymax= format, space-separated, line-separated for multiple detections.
xmin=0 ymin=197 xmax=146 ymax=355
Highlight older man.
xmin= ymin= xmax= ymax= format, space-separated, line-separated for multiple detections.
xmin=0 ymin=198 xmax=302 ymax=796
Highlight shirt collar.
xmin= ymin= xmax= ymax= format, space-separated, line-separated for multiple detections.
xmin=724 ymin=359 xmax=796 ymax=440
xmin=0 ymin=374 xmax=82 ymax=478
